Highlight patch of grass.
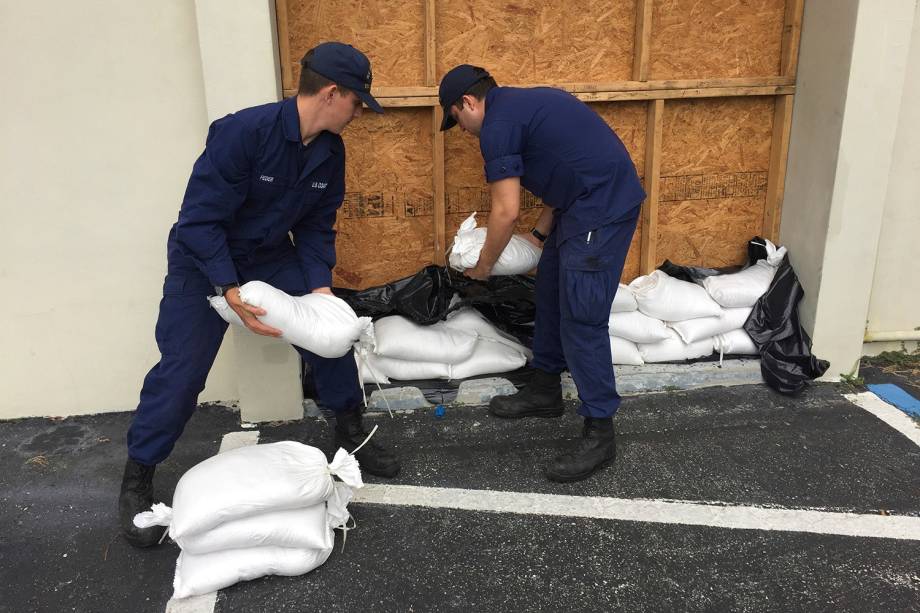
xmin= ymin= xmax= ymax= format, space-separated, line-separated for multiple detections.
xmin=661 ymin=385 xmax=682 ymax=392
xmin=839 ymin=373 xmax=865 ymax=387
xmin=25 ymin=455 xmax=50 ymax=468
xmin=862 ymin=345 xmax=920 ymax=378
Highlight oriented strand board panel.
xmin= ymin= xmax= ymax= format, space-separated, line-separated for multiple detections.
xmin=444 ymin=101 xmax=647 ymax=281
xmin=334 ymin=109 xmax=433 ymax=288
xmin=649 ymin=0 xmax=785 ymax=79
xmin=285 ymin=1 xmax=425 ymax=88
xmin=658 ymin=97 xmax=774 ymax=268
xmin=437 ymin=1 xmax=636 ymax=84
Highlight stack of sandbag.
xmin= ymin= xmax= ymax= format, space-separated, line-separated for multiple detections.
xmin=628 ymin=270 xmax=723 ymax=363
xmin=133 ymin=442 xmax=362 ymax=599
xmin=209 ymin=281 xmax=373 ymax=358
xmin=357 ymin=308 xmax=530 ymax=383
xmin=626 ymin=242 xmax=788 ymax=363
xmin=605 ymin=284 xmax=647 ymax=366
xmin=448 ymin=212 xmax=542 ymax=275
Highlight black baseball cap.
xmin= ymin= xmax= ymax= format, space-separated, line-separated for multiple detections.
xmin=438 ymin=64 xmax=492 ymax=131
xmin=301 ymin=42 xmax=383 ymax=114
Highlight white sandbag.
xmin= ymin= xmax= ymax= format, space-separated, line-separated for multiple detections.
xmin=702 ymin=260 xmax=780 ymax=308
xmin=450 ymin=339 xmax=528 ymax=379
xmin=638 ymin=329 xmax=714 ymax=363
xmin=356 ymin=353 xmax=390 ymax=384
xmin=448 ymin=212 xmax=542 ymax=275
xmin=143 ymin=442 xmax=361 ymax=540
xmin=713 ymin=329 xmax=758 ymax=355
xmin=443 ymin=308 xmax=533 ymax=359
xmin=608 ymin=310 xmax=671 ymax=344
xmin=209 ymin=281 xmax=372 ymax=358
xmin=357 ymin=351 xmax=450 ymax=381
xmin=173 ymin=545 xmax=332 ymax=599
xmin=668 ymin=307 xmax=753 ymax=343
xmin=177 ymin=482 xmax=352 ymax=555
xmin=373 ymin=315 xmax=477 ymax=364
xmin=610 ymin=336 xmax=643 ymax=366
xmin=629 ymin=270 xmax=722 ymax=321
xmin=611 ymin=284 xmax=638 ymax=313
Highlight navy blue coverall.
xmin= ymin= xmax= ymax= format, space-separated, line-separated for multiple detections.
xmin=479 ymin=87 xmax=646 ymax=419
xmin=128 ymin=97 xmax=361 ymax=466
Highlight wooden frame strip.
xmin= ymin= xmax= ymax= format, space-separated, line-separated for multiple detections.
xmin=282 ymin=85 xmax=794 ymax=104
xmin=763 ymin=94 xmax=794 ymax=242
xmin=283 ymin=77 xmax=795 ymax=100
xmin=274 ymin=0 xmax=293 ymax=93
xmin=640 ymin=99 xmax=664 ymax=275
xmin=780 ymin=0 xmax=805 ymax=78
xmin=425 ymin=0 xmax=446 ymax=265
xmin=632 ymin=0 xmax=653 ymax=81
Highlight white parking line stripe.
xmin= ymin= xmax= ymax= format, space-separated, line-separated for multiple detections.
xmin=846 ymin=391 xmax=920 ymax=448
xmin=354 ymin=484 xmax=920 ymax=541
xmin=163 ymin=430 xmax=261 ymax=613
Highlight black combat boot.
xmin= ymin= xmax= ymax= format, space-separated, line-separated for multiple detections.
xmin=119 ymin=458 xmax=166 ymax=548
xmin=544 ymin=417 xmax=616 ymax=483
xmin=489 ymin=368 xmax=564 ymax=418
xmin=334 ymin=408 xmax=401 ymax=478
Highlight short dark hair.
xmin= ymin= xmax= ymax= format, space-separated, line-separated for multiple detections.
xmin=452 ymin=76 xmax=497 ymax=110
xmin=298 ymin=50 xmax=352 ymax=96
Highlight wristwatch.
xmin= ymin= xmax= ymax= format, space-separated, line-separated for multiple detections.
xmin=213 ymin=283 xmax=239 ymax=297
xmin=531 ymin=228 xmax=547 ymax=243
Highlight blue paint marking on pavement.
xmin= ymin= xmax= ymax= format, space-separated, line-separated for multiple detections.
xmin=867 ymin=383 xmax=920 ymax=417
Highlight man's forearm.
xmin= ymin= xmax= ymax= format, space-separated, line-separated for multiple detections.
xmin=533 ymin=204 xmax=555 ymax=237
xmin=476 ymin=178 xmax=521 ymax=271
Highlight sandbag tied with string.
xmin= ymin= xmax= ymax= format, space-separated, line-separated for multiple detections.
xmin=209 ymin=280 xmax=374 ymax=358
xmin=132 ymin=436 xmax=376 ymax=599
xmin=448 ymin=212 xmax=542 ymax=275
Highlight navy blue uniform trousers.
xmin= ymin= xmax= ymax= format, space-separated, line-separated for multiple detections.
xmin=127 ymin=260 xmax=361 ymax=466
xmin=531 ymin=208 xmax=639 ymax=418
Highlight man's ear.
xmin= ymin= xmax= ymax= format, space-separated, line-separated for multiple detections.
xmin=320 ymin=83 xmax=337 ymax=104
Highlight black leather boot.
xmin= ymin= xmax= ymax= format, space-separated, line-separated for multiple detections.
xmin=119 ymin=458 xmax=166 ymax=548
xmin=489 ymin=369 xmax=564 ymax=418
xmin=545 ymin=417 xmax=616 ymax=483
xmin=334 ymin=409 xmax=401 ymax=478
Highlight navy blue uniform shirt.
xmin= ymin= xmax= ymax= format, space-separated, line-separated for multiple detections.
xmin=167 ymin=96 xmax=345 ymax=291
xmin=479 ymin=87 xmax=646 ymax=243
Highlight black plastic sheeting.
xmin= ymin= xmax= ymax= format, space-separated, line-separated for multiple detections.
xmin=658 ymin=237 xmax=829 ymax=395
xmin=742 ymin=238 xmax=830 ymax=395
xmin=336 ymin=265 xmax=537 ymax=347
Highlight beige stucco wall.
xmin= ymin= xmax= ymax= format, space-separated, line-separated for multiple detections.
xmin=0 ymin=1 xmax=239 ymax=418
xmin=864 ymin=4 xmax=920 ymax=348
xmin=781 ymin=0 xmax=918 ymax=379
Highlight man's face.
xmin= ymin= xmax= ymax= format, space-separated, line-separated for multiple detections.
xmin=326 ymin=88 xmax=364 ymax=134
xmin=450 ymin=96 xmax=484 ymax=136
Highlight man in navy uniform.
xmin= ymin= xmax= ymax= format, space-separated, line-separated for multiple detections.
xmin=120 ymin=42 xmax=400 ymax=548
xmin=438 ymin=65 xmax=646 ymax=483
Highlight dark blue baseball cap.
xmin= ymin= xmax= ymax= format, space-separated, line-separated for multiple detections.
xmin=301 ymin=42 xmax=383 ymax=114
xmin=438 ymin=64 xmax=492 ymax=130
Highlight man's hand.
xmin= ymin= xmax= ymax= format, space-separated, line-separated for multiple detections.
xmin=464 ymin=260 xmax=492 ymax=281
xmin=225 ymin=287 xmax=282 ymax=337
xmin=311 ymin=287 xmax=333 ymax=295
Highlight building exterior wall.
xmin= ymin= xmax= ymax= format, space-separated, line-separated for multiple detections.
xmin=781 ymin=0 xmax=917 ymax=378
xmin=863 ymin=3 xmax=920 ymax=353
xmin=0 ymin=1 xmax=239 ymax=418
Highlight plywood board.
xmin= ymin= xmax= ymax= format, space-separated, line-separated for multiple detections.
xmin=657 ymin=97 xmax=774 ymax=268
xmin=649 ymin=0 xmax=785 ymax=80
xmin=285 ymin=0 xmax=426 ymax=89
xmin=334 ymin=109 xmax=434 ymax=288
xmin=437 ymin=1 xmax=636 ymax=84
